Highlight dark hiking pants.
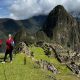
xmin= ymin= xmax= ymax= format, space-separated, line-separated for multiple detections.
xmin=4 ymin=49 xmax=13 ymax=62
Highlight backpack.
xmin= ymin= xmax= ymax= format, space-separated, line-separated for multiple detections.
xmin=11 ymin=41 xmax=15 ymax=47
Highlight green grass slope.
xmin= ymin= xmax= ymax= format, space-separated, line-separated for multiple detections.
xmin=0 ymin=54 xmax=54 ymax=80
xmin=29 ymin=46 xmax=80 ymax=80
xmin=0 ymin=46 xmax=79 ymax=80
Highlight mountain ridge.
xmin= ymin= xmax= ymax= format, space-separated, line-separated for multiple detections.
xmin=37 ymin=5 xmax=80 ymax=52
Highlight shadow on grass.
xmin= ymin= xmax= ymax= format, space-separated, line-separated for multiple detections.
xmin=0 ymin=53 xmax=4 ymax=62
xmin=0 ymin=52 xmax=4 ymax=60
xmin=0 ymin=57 xmax=4 ymax=62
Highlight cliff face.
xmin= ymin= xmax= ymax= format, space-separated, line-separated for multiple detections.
xmin=42 ymin=5 xmax=80 ymax=52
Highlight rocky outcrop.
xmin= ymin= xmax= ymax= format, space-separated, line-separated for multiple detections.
xmin=35 ymin=42 xmax=80 ymax=75
xmin=13 ymin=42 xmax=30 ymax=56
xmin=36 ymin=41 xmax=55 ymax=57
xmin=13 ymin=40 xmax=80 ymax=75
xmin=49 ymin=43 xmax=80 ymax=75
xmin=67 ymin=62 xmax=80 ymax=75
xmin=35 ymin=59 xmax=58 ymax=74
xmin=14 ymin=41 xmax=58 ymax=74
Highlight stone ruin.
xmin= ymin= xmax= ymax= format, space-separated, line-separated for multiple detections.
xmin=13 ymin=42 xmax=31 ymax=56
xmin=71 ymin=52 xmax=80 ymax=63
xmin=67 ymin=62 xmax=80 ymax=75
xmin=13 ymin=41 xmax=58 ymax=74
xmin=36 ymin=42 xmax=80 ymax=75
xmin=36 ymin=41 xmax=55 ymax=57
xmin=35 ymin=59 xmax=58 ymax=74
xmin=36 ymin=42 xmax=71 ymax=63
xmin=13 ymin=41 xmax=80 ymax=75
xmin=49 ymin=44 xmax=80 ymax=75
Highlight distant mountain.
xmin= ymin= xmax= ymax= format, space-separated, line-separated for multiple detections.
xmin=38 ymin=5 xmax=80 ymax=52
xmin=0 ymin=15 xmax=47 ymax=35
xmin=19 ymin=15 xmax=47 ymax=33
xmin=0 ymin=15 xmax=47 ymax=51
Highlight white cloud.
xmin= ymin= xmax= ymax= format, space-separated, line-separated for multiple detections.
xmin=8 ymin=0 xmax=80 ymax=20
xmin=9 ymin=0 xmax=41 ymax=19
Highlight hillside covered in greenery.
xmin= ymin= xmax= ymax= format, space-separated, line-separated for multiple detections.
xmin=0 ymin=45 xmax=80 ymax=80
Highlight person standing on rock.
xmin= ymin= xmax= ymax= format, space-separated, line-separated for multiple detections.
xmin=2 ymin=34 xmax=14 ymax=63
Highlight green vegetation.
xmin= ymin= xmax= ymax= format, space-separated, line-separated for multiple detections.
xmin=29 ymin=45 xmax=80 ymax=80
xmin=0 ymin=54 xmax=54 ymax=80
xmin=0 ymin=45 xmax=79 ymax=80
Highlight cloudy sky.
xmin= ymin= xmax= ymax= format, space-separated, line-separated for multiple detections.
xmin=0 ymin=0 xmax=80 ymax=20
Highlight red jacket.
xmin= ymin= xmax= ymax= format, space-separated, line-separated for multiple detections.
xmin=6 ymin=38 xmax=14 ymax=50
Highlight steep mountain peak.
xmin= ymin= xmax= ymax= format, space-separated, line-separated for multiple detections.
xmin=42 ymin=5 xmax=80 ymax=52
xmin=53 ymin=5 xmax=66 ymax=12
xmin=49 ymin=5 xmax=71 ymax=19
xmin=43 ymin=5 xmax=77 ymax=38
